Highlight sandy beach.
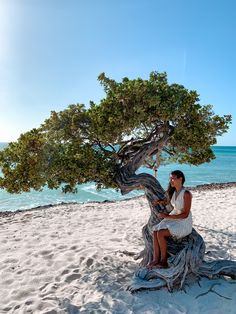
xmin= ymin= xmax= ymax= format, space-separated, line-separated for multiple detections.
xmin=0 ymin=185 xmax=235 ymax=313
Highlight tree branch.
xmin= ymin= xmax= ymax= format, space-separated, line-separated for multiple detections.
xmin=117 ymin=123 xmax=165 ymax=161
xmin=94 ymin=140 xmax=115 ymax=156
xmin=125 ymin=122 xmax=173 ymax=174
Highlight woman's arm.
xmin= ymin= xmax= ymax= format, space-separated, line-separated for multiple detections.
xmin=152 ymin=198 xmax=168 ymax=206
xmin=158 ymin=191 xmax=192 ymax=219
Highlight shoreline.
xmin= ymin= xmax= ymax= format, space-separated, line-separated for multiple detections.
xmin=189 ymin=181 xmax=236 ymax=190
xmin=1 ymin=181 xmax=236 ymax=217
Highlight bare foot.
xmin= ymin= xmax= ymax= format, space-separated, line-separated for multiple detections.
xmin=156 ymin=261 xmax=168 ymax=269
xmin=146 ymin=260 xmax=160 ymax=269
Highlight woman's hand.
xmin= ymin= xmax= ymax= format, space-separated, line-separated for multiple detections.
xmin=157 ymin=212 xmax=169 ymax=219
xmin=152 ymin=199 xmax=167 ymax=206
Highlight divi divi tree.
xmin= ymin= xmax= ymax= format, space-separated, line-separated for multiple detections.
xmin=0 ymin=72 xmax=235 ymax=291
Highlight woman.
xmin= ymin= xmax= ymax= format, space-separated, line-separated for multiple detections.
xmin=147 ymin=170 xmax=193 ymax=269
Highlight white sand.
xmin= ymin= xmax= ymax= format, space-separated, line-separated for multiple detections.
xmin=0 ymin=187 xmax=235 ymax=313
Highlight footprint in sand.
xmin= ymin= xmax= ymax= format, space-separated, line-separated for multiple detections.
xmin=13 ymin=305 xmax=21 ymax=311
xmin=39 ymin=250 xmax=54 ymax=259
xmin=86 ymin=258 xmax=94 ymax=267
xmin=70 ymin=245 xmax=78 ymax=250
xmin=65 ymin=273 xmax=81 ymax=283
xmin=39 ymin=250 xmax=52 ymax=255
xmin=73 ymin=269 xmax=80 ymax=273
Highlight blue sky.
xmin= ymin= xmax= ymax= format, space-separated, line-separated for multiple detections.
xmin=0 ymin=0 xmax=235 ymax=145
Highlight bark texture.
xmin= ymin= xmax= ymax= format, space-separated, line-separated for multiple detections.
xmin=115 ymin=129 xmax=236 ymax=292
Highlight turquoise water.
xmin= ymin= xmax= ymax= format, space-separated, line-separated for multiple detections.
xmin=0 ymin=143 xmax=235 ymax=212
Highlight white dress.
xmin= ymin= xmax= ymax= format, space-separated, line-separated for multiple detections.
xmin=153 ymin=188 xmax=193 ymax=239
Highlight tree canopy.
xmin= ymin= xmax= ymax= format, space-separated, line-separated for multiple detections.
xmin=0 ymin=71 xmax=231 ymax=193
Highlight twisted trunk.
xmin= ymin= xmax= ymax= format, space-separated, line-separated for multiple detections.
xmin=115 ymin=130 xmax=236 ymax=292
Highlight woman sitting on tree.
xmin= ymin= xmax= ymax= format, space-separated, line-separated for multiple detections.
xmin=147 ymin=170 xmax=193 ymax=269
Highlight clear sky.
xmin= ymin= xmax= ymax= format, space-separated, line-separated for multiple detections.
xmin=0 ymin=0 xmax=235 ymax=145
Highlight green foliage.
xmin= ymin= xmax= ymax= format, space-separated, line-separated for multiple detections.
xmin=0 ymin=72 xmax=231 ymax=193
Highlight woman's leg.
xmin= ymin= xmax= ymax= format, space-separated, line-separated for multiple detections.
xmin=147 ymin=231 xmax=160 ymax=268
xmin=157 ymin=229 xmax=171 ymax=267
xmin=153 ymin=230 xmax=160 ymax=263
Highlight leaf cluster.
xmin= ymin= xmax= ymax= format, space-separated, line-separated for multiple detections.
xmin=0 ymin=72 xmax=231 ymax=193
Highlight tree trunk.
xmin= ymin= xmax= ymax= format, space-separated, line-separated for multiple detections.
xmin=116 ymin=168 xmax=236 ymax=292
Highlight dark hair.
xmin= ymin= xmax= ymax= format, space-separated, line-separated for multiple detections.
xmin=166 ymin=170 xmax=185 ymax=200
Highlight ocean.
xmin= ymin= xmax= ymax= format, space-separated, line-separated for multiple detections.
xmin=0 ymin=143 xmax=236 ymax=212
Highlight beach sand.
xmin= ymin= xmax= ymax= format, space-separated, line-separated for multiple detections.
xmin=0 ymin=186 xmax=235 ymax=313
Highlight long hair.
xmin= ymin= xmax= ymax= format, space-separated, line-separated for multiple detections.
xmin=166 ymin=170 xmax=185 ymax=200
